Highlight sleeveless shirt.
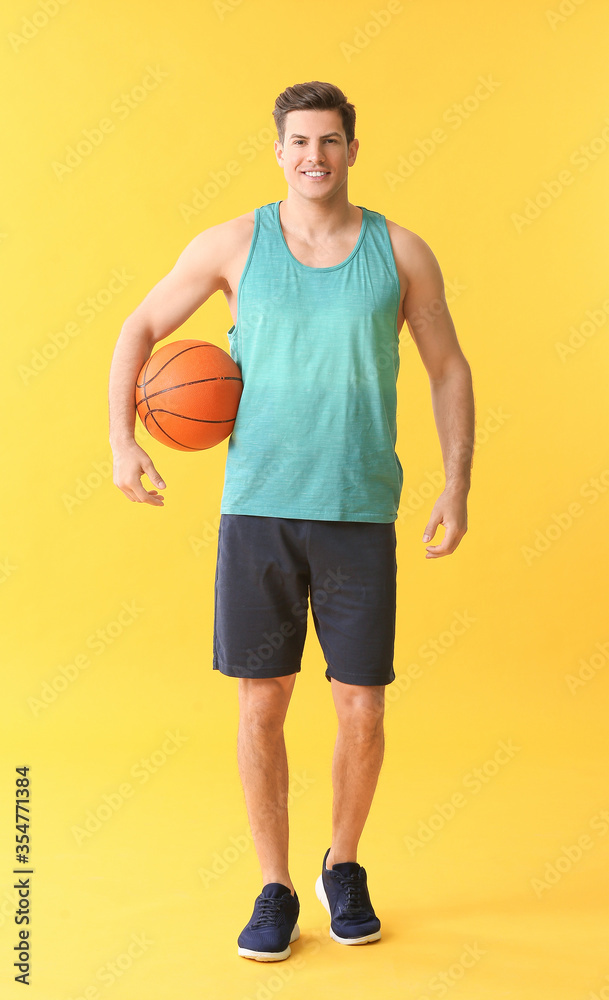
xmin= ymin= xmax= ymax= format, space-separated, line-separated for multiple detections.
xmin=219 ymin=199 xmax=403 ymax=522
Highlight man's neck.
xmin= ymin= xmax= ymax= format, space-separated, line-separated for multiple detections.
xmin=279 ymin=191 xmax=359 ymax=241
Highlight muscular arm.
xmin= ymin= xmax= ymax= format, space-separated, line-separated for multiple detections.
xmin=395 ymin=228 xmax=475 ymax=556
xmin=108 ymin=224 xmax=230 ymax=504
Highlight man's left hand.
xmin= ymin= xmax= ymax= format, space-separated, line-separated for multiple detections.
xmin=422 ymin=488 xmax=468 ymax=558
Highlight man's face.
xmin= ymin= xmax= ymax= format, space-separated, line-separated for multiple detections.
xmin=274 ymin=108 xmax=358 ymax=200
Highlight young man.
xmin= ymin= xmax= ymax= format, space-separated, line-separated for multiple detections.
xmin=108 ymin=81 xmax=475 ymax=962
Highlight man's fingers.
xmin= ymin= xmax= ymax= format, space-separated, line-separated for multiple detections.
xmin=118 ymin=480 xmax=164 ymax=505
xmin=112 ymin=445 xmax=166 ymax=505
xmin=125 ymin=477 xmax=150 ymax=503
xmin=122 ymin=467 xmax=166 ymax=504
xmin=143 ymin=459 xmax=166 ymax=490
xmin=425 ymin=524 xmax=463 ymax=557
xmin=118 ymin=487 xmax=138 ymax=503
xmin=133 ymin=484 xmax=165 ymax=504
xmin=422 ymin=521 xmax=438 ymax=543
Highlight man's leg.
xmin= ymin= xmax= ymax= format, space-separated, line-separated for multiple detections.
xmin=325 ymin=678 xmax=385 ymax=869
xmin=237 ymin=673 xmax=298 ymax=894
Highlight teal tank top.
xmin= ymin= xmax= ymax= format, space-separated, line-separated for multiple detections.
xmin=219 ymin=199 xmax=403 ymax=522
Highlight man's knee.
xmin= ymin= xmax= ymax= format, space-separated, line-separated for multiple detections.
xmin=238 ymin=674 xmax=296 ymax=723
xmin=333 ymin=682 xmax=385 ymax=732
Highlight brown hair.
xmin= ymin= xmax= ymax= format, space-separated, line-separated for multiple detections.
xmin=272 ymin=81 xmax=356 ymax=148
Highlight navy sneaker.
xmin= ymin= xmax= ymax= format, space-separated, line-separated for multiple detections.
xmin=237 ymin=883 xmax=300 ymax=961
xmin=315 ymin=847 xmax=381 ymax=945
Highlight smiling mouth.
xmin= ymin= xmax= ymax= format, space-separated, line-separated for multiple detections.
xmin=302 ymin=170 xmax=330 ymax=177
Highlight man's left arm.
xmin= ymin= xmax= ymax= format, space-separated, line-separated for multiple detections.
xmin=398 ymin=231 xmax=475 ymax=558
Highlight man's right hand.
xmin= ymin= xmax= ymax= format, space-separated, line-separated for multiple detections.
xmin=112 ymin=441 xmax=167 ymax=506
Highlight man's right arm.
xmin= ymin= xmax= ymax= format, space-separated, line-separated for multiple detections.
xmin=108 ymin=224 xmax=230 ymax=505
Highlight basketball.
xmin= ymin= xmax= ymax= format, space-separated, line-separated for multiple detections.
xmin=135 ymin=339 xmax=243 ymax=452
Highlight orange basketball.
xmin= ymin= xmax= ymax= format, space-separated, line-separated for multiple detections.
xmin=135 ymin=339 xmax=243 ymax=451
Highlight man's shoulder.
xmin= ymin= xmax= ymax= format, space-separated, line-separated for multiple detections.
xmin=186 ymin=208 xmax=259 ymax=270
xmin=384 ymin=216 xmax=428 ymax=250
xmin=383 ymin=216 xmax=439 ymax=274
xmin=202 ymin=207 xmax=257 ymax=243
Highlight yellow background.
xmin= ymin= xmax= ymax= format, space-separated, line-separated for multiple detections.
xmin=2 ymin=0 xmax=609 ymax=996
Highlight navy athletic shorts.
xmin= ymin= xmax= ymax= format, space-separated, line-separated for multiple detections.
xmin=212 ymin=514 xmax=397 ymax=686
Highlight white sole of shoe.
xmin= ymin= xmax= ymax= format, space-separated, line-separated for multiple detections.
xmin=238 ymin=923 xmax=300 ymax=961
xmin=315 ymin=874 xmax=382 ymax=945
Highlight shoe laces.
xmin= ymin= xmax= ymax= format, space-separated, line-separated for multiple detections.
xmin=335 ymin=871 xmax=367 ymax=914
xmin=253 ymin=896 xmax=286 ymax=927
